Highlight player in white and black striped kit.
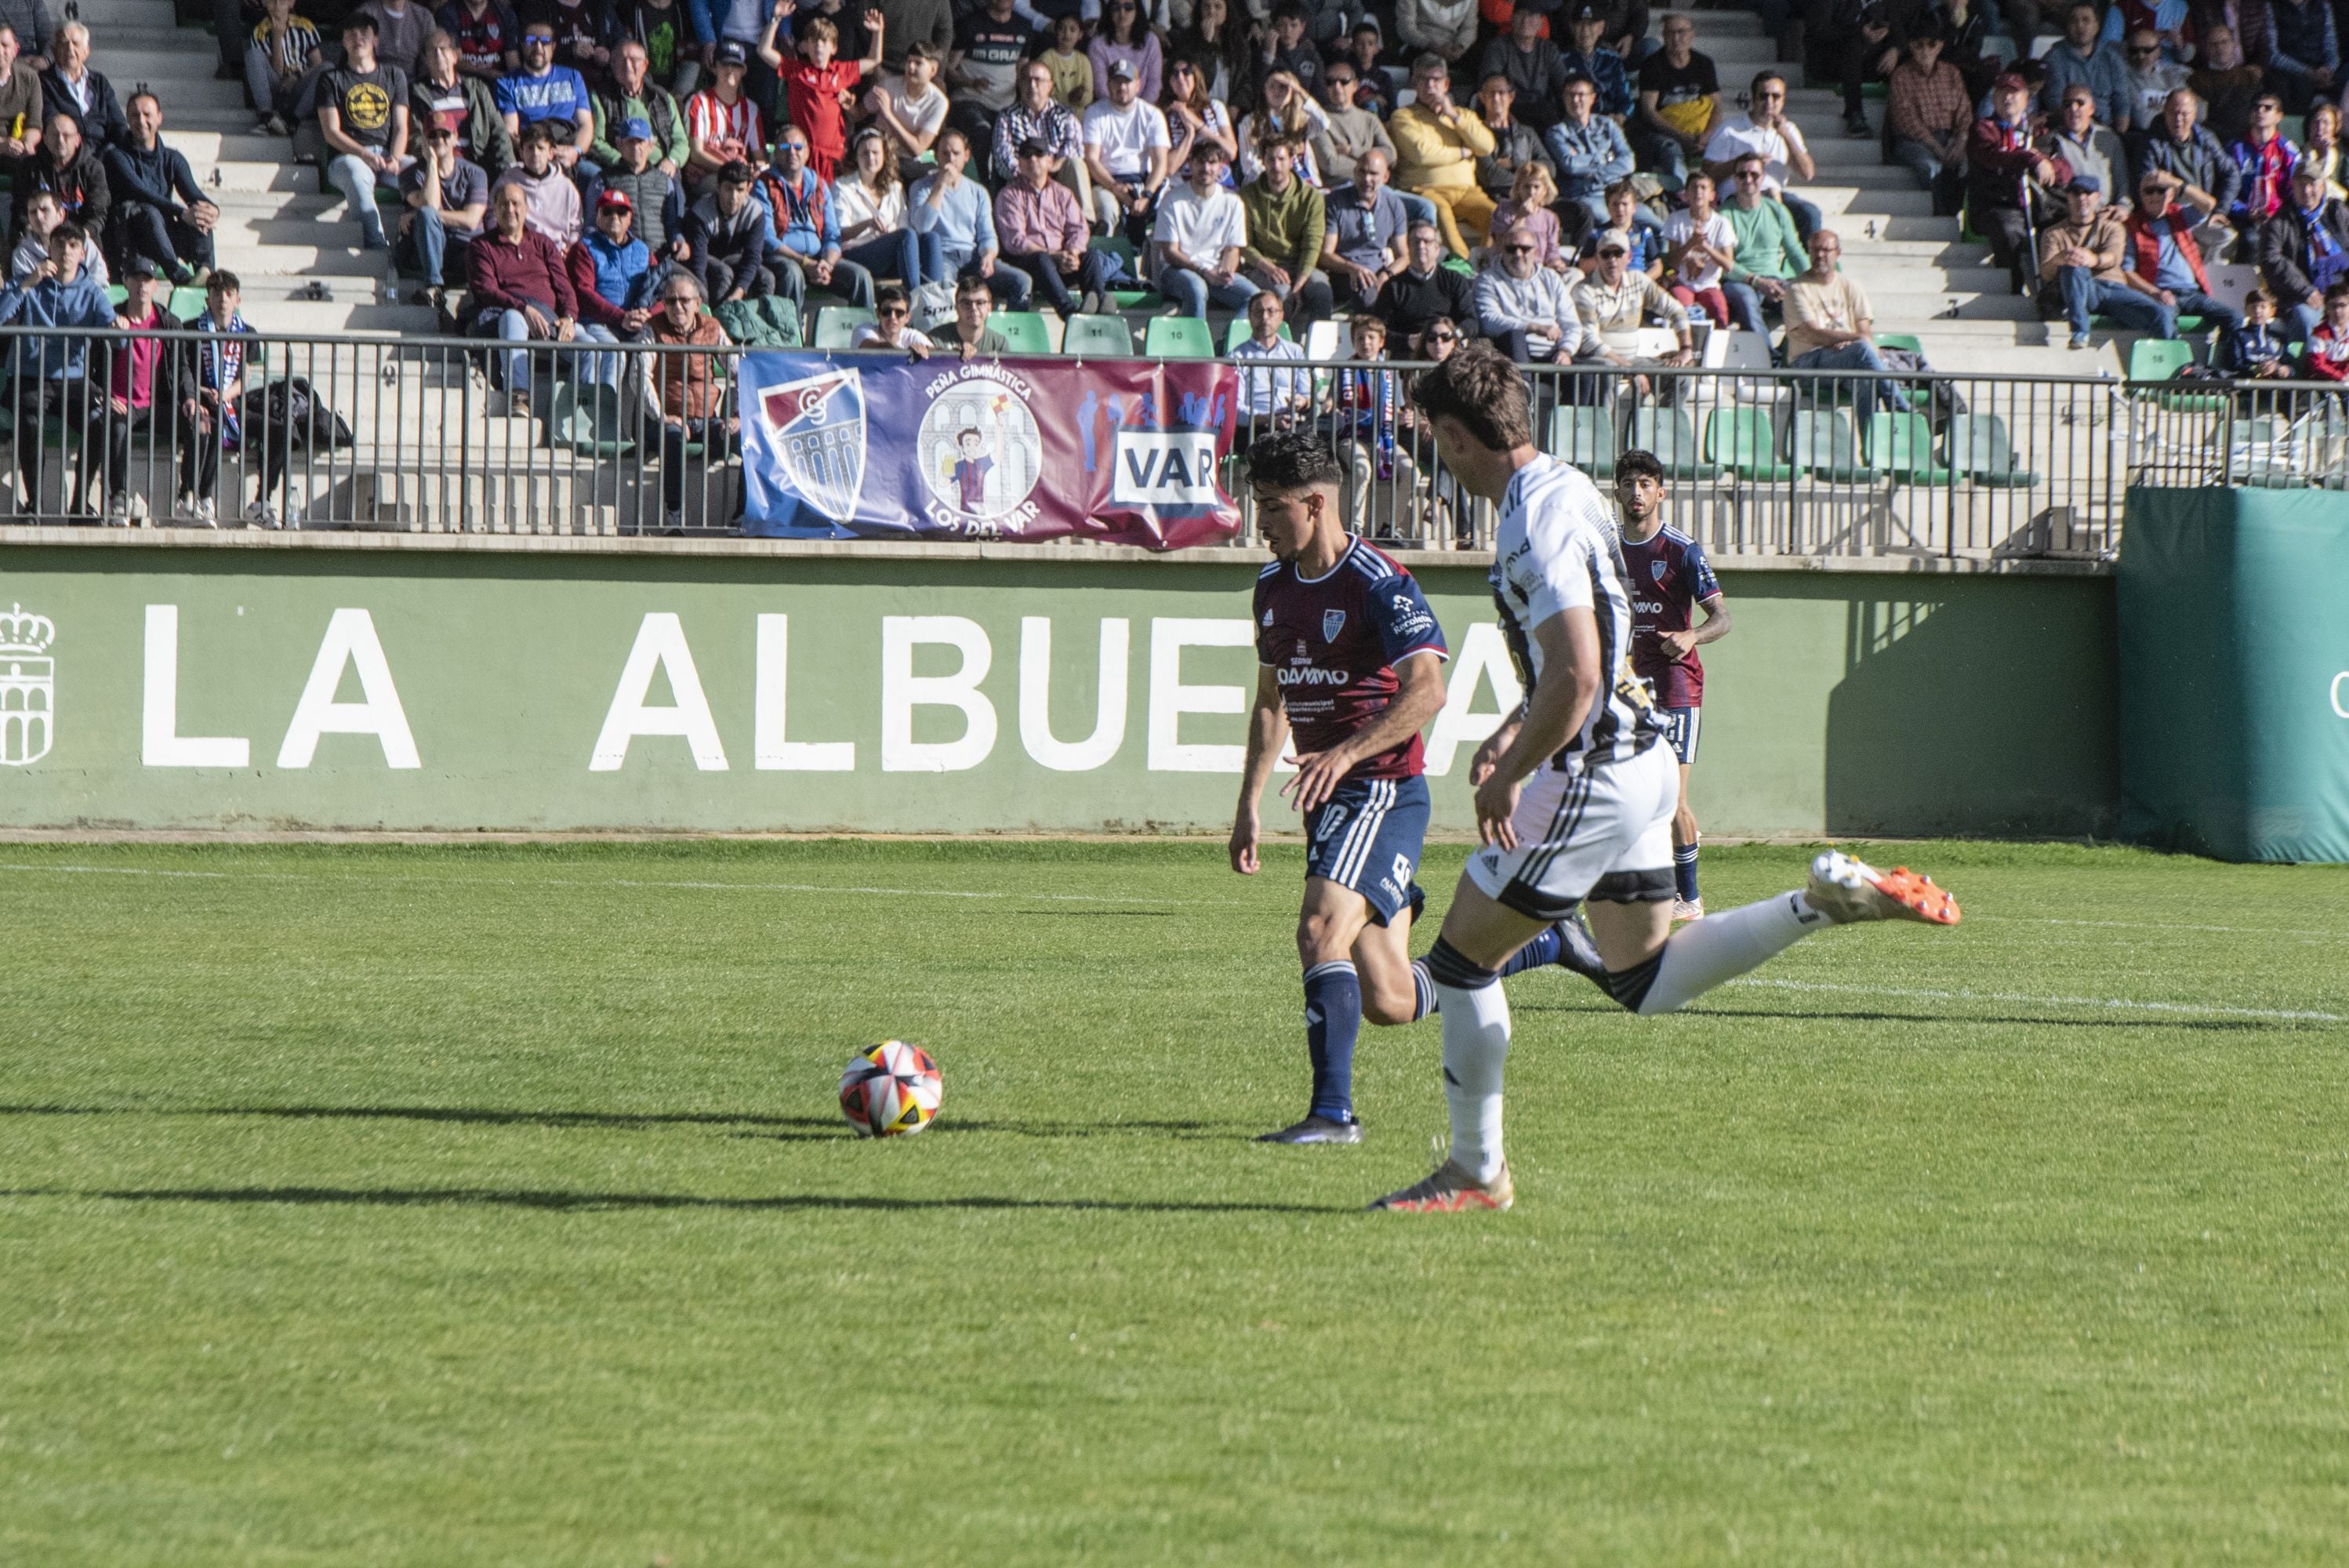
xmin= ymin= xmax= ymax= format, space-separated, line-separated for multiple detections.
xmin=1370 ymin=343 xmax=1964 ymax=1214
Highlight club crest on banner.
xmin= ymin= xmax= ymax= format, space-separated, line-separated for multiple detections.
xmin=1323 ymin=609 xmax=1347 ymax=641
xmin=0 ymin=601 xmax=56 ymax=766
xmin=756 ymin=368 xmax=867 ymax=519
xmin=917 ymin=371 xmax=1045 ymax=532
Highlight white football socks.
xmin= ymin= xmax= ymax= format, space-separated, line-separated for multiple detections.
xmin=1437 ymin=979 xmax=1512 ymax=1181
xmin=1637 ymin=889 xmax=1824 ymax=1014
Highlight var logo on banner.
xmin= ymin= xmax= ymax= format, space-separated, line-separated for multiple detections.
xmin=1111 ymin=431 xmax=1220 ymax=506
xmin=0 ymin=601 xmax=56 ymax=765
xmin=758 ymin=368 xmax=868 ymax=517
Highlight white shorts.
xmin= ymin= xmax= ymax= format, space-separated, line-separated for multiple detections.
xmin=1464 ymin=742 xmax=1679 ymax=923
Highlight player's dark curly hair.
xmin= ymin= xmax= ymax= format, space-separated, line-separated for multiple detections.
xmin=1245 ymin=430 xmax=1345 ymax=494
xmin=1410 ymin=340 xmax=1533 ymax=453
xmin=1614 ymin=448 xmax=1666 ymax=485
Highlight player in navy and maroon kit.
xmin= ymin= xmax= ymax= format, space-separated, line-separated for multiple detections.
xmin=1614 ymin=450 xmax=1731 ymax=920
xmin=1233 ymin=434 xmax=1448 ymax=1143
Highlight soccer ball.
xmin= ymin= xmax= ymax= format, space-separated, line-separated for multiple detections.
xmin=838 ymin=1041 xmax=942 ymax=1138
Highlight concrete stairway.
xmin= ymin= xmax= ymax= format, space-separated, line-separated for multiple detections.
xmin=81 ymin=0 xmax=434 ymax=332
xmin=1679 ymin=7 xmax=2137 ymax=378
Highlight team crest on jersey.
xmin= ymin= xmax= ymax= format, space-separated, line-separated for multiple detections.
xmin=1323 ymin=609 xmax=1346 ymax=641
xmin=1651 ymin=559 xmax=1668 ymax=583
xmin=1262 ymin=608 xmax=1273 ymax=626
xmin=757 ymin=369 xmax=867 ymax=519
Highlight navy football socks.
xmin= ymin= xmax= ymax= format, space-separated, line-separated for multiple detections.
xmin=1675 ymin=843 xmax=1701 ymax=903
xmin=1302 ymin=960 xmax=1363 ymax=1123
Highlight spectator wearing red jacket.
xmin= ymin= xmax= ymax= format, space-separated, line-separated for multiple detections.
xmin=2304 ymin=281 xmax=2349 ymax=379
xmin=467 ymin=180 xmax=576 ymax=417
xmin=1967 ymin=74 xmax=2067 ymax=292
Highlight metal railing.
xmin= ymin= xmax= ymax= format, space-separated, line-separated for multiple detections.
xmin=2 ymin=325 xmax=2301 ymax=557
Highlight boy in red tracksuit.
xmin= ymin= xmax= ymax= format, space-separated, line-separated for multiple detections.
xmin=761 ymin=2 xmax=884 ymax=180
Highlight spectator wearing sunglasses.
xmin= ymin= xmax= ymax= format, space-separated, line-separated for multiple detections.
xmin=850 ymin=281 xmax=935 ymax=357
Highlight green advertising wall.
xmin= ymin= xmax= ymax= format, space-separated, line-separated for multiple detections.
xmin=2118 ymin=488 xmax=2349 ymax=863
xmin=0 ymin=539 xmax=2117 ymax=838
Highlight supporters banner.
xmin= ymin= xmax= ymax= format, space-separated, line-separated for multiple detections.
xmin=738 ymin=352 xmax=1243 ymax=549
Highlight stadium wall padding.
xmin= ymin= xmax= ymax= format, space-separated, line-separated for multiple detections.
xmin=0 ymin=539 xmax=2117 ymax=839
xmin=2118 ymin=488 xmax=2349 ymax=864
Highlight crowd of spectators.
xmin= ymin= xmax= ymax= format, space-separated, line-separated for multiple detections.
xmin=5 ymin=0 xmax=2349 ymax=523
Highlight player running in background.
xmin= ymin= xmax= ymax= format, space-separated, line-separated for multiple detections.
xmin=1231 ymin=434 xmax=1573 ymax=1145
xmin=1614 ymin=450 xmax=1730 ymax=921
xmin=1371 ymin=344 xmax=1959 ymax=1212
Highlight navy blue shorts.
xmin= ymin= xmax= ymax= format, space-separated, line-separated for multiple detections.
xmin=1303 ymin=774 xmax=1431 ymax=926
xmin=1659 ymin=706 xmax=1701 ymax=764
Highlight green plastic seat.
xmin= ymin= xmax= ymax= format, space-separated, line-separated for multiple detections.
xmin=1865 ymin=410 xmax=1953 ymax=482
xmin=1709 ymin=408 xmax=1790 ymax=481
xmin=1061 ymin=314 xmax=1135 ymax=356
xmin=1788 ymin=408 xmax=1871 ymax=481
xmin=1944 ymin=413 xmax=2039 ymax=487
xmin=1874 ymin=332 xmax=1923 ymax=356
xmin=813 ymin=305 xmax=875 ymax=350
xmin=989 ymin=311 xmax=1054 ymax=354
xmin=2127 ymin=336 xmax=2228 ymax=411
xmin=168 ymin=285 xmax=209 ymax=321
xmin=1546 ymin=404 xmax=1616 ymax=477
xmin=106 ymin=284 xmax=129 ymax=307
xmin=548 ymin=381 xmax=635 ymax=458
xmin=1632 ymin=405 xmax=1717 ymax=480
xmin=1089 ymin=234 xmax=1164 ymax=309
xmin=1144 ymin=316 xmax=1215 ymax=358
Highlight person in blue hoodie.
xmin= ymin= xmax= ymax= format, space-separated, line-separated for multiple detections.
xmin=568 ymin=188 xmax=657 ymax=389
xmin=0 ymin=220 xmax=113 ymax=517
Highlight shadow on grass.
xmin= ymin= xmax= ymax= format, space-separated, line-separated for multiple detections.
xmin=0 ymin=1105 xmax=1231 ymax=1142
xmin=0 ymin=1185 xmax=1345 ymax=1216
xmin=1511 ymin=1007 xmax=2312 ymax=1032
xmin=730 ymin=1117 xmax=1228 ymax=1145
xmin=0 ymin=1104 xmax=844 ymax=1131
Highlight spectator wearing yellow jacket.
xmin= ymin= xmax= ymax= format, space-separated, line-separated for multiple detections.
xmin=1388 ymin=54 xmax=1495 ymax=257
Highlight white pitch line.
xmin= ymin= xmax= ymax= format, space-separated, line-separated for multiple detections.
xmin=1721 ymin=976 xmax=2342 ymax=1024
xmin=1977 ymin=914 xmax=2349 ymax=939
xmin=0 ymin=862 xmax=1247 ymax=908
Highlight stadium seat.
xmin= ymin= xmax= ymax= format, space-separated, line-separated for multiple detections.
xmin=548 ymin=382 xmax=635 ymax=459
xmin=1709 ymin=408 xmax=1791 ymax=481
xmin=1062 ymin=314 xmax=1135 ymax=356
xmin=1788 ymin=408 xmax=1871 ymax=481
xmin=169 ymin=286 xmax=209 ymax=321
xmin=1631 ymin=405 xmax=1717 ymax=480
xmin=1865 ymin=411 xmax=1954 ymax=483
xmin=813 ymin=306 xmax=874 ymax=350
xmin=106 ymin=285 xmax=128 ymax=308
xmin=1874 ymin=332 xmax=1923 ymax=356
xmin=1547 ymin=405 xmax=1616 ymax=477
xmin=989 ymin=312 xmax=1055 ymax=354
xmin=1089 ymin=235 xmax=1164 ymax=310
xmin=1944 ymin=414 xmax=2039 ymax=486
xmin=1304 ymin=320 xmax=1342 ymax=361
xmin=1145 ymin=317 xmax=1215 ymax=358
xmin=1222 ymin=318 xmax=1296 ymax=351
xmin=2126 ymin=338 xmax=2227 ymax=412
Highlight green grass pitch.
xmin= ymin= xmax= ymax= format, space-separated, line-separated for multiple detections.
xmin=2 ymin=838 xmax=2346 ymax=1565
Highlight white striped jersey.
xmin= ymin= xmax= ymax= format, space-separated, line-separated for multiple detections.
xmin=1490 ymin=453 xmax=1662 ymax=773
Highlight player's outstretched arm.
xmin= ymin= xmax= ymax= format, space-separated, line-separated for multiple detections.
xmin=1281 ymin=649 xmax=1447 ymax=815
xmin=1231 ymin=666 xmax=1289 ymax=876
xmin=1475 ymin=610 xmax=1599 ymax=850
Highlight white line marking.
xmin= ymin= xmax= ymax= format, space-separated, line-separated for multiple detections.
xmin=1721 ymin=977 xmax=2342 ymax=1024
xmin=1977 ymin=914 xmax=2349 ymax=938
xmin=0 ymin=862 xmax=1248 ymax=908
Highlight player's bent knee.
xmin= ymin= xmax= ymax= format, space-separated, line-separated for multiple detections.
xmin=1602 ymin=952 xmax=1668 ymax=1014
xmin=1424 ymin=935 xmax=1499 ymax=992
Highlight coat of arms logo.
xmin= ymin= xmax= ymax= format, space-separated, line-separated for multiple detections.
xmin=757 ymin=368 xmax=868 ymax=520
xmin=0 ymin=601 xmax=56 ymax=766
